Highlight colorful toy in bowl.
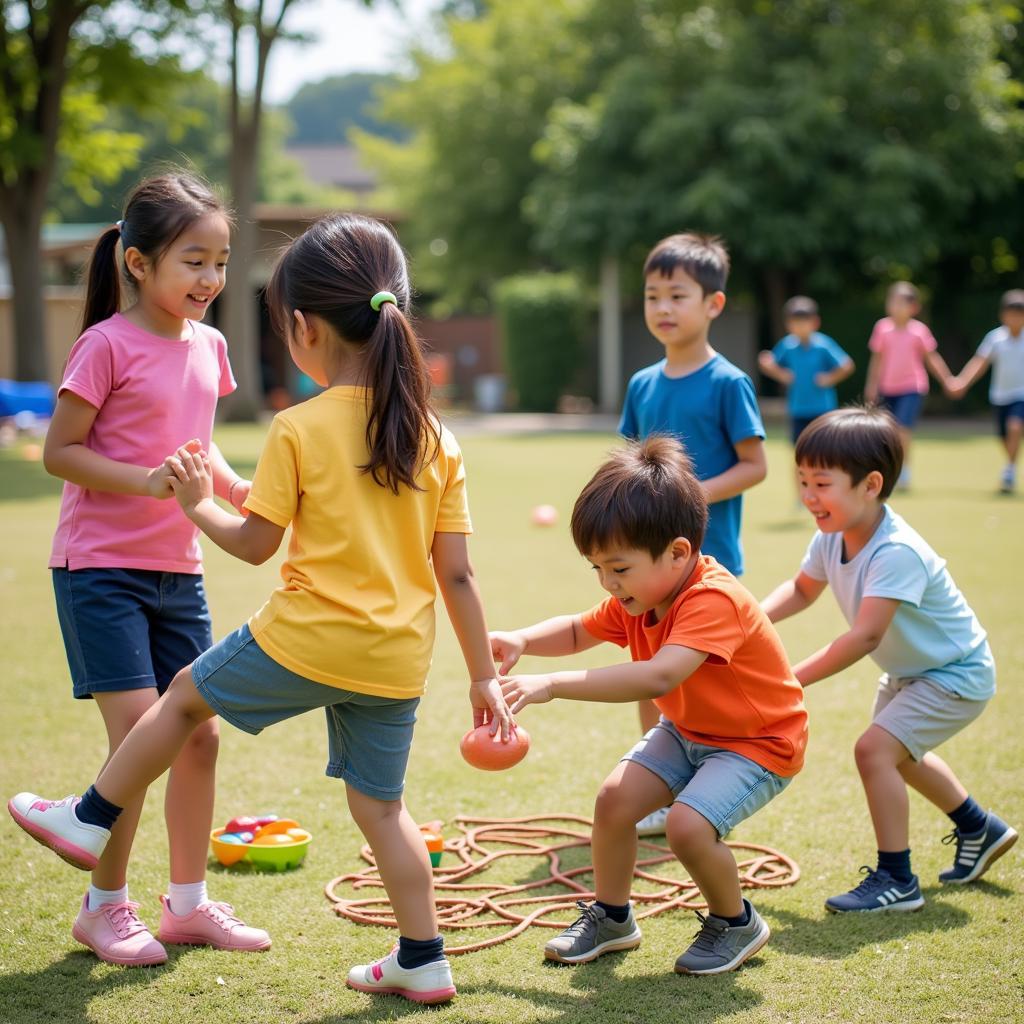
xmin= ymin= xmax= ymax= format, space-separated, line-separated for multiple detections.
xmin=210 ymin=813 xmax=312 ymax=871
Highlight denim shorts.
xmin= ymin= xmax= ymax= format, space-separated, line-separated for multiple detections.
xmin=623 ymin=718 xmax=791 ymax=837
xmin=994 ymin=400 xmax=1024 ymax=438
xmin=872 ymin=675 xmax=989 ymax=762
xmin=191 ymin=624 xmax=419 ymax=801
xmin=879 ymin=391 xmax=924 ymax=427
xmin=52 ymin=567 xmax=213 ymax=700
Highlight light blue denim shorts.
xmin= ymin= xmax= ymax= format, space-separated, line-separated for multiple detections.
xmin=623 ymin=718 xmax=792 ymax=837
xmin=192 ymin=624 xmax=419 ymax=801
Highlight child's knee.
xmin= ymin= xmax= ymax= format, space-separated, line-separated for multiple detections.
xmin=854 ymin=728 xmax=897 ymax=771
xmin=182 ymin=718 xmax=220 ymax=767
xmin=665 ymin=804 xmax=717 ymax=856
xmin=594 ymin=781 xmax=638 ymax=828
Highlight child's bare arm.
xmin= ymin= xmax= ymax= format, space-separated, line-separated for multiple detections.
xmin=761 ymin=572 xmax=826 ymax=623
xmin=948 ymin=354 xmax=991 ymax=398
xmin=500 ymin=643 xmax=708 ymax=713
xmin=432 ymin=531 xmax=513 ymax=737
xmin=757 ymin=351 xmax=794 ymax=385
xmin=924 ymin=349 xmax=954 ymax=389
xmin=815 ymin=358 xmax=855 ymax=388
xmin=489 ymin=615 xmax=601 ymax=674
xmin=207 ymin=440 xmax=251 ymax=513
xmin=864 ymin=351 xmax=881 ymax=403
xmin=792 ymin=596 xmax=899 ymax=687
xmin=702 ymin=436 xmax=767 ymax=504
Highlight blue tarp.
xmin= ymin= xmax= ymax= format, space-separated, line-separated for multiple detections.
xmin=0 ymin=379 xmax=55 ymax=418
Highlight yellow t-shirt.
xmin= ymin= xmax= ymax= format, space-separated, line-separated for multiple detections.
xmin=244 ymin=387 xmax=472 ymax=697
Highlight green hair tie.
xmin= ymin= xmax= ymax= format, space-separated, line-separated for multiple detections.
xmin=370 ymin=290 xmax=397 ymax=311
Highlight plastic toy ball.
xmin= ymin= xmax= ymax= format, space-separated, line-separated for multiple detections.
xmin=460 ymin=724 xmax=531 ymax=771
xmin=225 ymin=815 xmax=260 ymax=834
xmin=530 ymin=504 xmax=558 ymax=527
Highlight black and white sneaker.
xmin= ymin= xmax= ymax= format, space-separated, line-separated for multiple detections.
xmin=825 ymin=866 xmax=924 ymax=913
xmin=939 ymin=812 xmax=1018 ymax=884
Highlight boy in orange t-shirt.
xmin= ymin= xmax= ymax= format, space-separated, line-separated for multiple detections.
xmin=491 ymin=437 xmax=807 ymax=977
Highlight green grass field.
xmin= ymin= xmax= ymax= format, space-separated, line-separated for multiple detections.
xmin=1 ymin=422 xmax=1021 ymax=1024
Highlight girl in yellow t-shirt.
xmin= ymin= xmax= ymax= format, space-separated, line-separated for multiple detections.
xmin=10 ymin=214 xmax=513 ymax=1006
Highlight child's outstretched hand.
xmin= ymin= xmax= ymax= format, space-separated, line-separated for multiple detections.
xmin=500 ymin=673 xmax=554 ymax=715
xmin=489 ymin=630 xmax=528 ymax=675
xmin=166 ymin=445 xmax=213 ymax=513
xmin=470 ymin=676 xmax=514 ymax=741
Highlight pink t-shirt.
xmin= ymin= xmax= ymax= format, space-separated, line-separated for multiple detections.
xmin=49 ymin=314 xmax=236 ymax=574
xmin=868 ymin=317 xmax=937 ymax=395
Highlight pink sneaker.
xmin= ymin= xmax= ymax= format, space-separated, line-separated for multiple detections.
xmin=346 ymin=946 xmax=456 ymax=1005
xmin=8 ymin=793 xmax=109 ymax=870
xmin=71 ymin=894 xmax=167 ymax=967
xmin=157 ymin=896 xmax=271 ymax=951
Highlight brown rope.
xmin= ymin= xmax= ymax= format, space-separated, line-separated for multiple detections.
xmin=324 ymin=814 xmax=800 ymax=955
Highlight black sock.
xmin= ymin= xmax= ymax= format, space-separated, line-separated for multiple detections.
xmin=720 ymin=900 xmax=751 ymax=928
xmin=74 ymin=786 xmax=122 ymax=830
xmin=595 ymin=900 xmax=630 ymax=923
xmin=397 ymin=935 xmax=444 ymax=969
xmin=877 ymin=848 xmax=913 ymax=883
xmin=948 ymin=796 xmax=987 ymax=835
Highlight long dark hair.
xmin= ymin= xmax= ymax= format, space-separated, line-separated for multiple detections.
xmin=265 ymin=213 xmax=440 ymax=494
xmin=79 ymin=170 xmax=230 ymax=334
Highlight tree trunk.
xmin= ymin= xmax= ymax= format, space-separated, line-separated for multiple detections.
xmin=761 ymin=265 xmax=792 ymax=345
xmin=0 ymin=195 xmax=49 ymax=382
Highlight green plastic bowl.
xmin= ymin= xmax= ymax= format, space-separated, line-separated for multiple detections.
xmin=210 ymin=828 xmax=311 ymax=871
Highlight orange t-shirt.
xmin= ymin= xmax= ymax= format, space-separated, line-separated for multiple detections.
xmin=580 ymin=556 xmax=808 ymax=777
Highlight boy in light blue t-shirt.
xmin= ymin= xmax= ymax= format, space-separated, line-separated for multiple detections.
xmin=619 ymin=231 xmax=766 ymax=837
xmin=762 ymin=407 xmax=1016 ymax=913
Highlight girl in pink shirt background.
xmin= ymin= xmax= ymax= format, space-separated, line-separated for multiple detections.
xmin=864 ymin=281 xmax=954 ymax=489
xmin=40 ymin=171 xmax=268 ymax=966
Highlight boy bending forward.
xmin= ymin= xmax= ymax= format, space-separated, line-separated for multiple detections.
xmin=491 ymin=437 xmax=807 ymax=975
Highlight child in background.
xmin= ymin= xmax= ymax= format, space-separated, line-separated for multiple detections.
xmin=762 ymin=407 xmax=1016 ymax=913
xmin=758 ymin=294 xmax=854 ymax=451
xmin=947 ymin=289 xmax=1024 ymax=494
xmin=11 ymin=213 xmax=512 ymax=1004
xmin=864 ymin=281 xmax=954 ymax=489
xmin=491 ymin=437 xmax=807 ymax=976
xmin=619 ymin=233 xmax=767 ymax=834
xmin=35 ymin=172 xmax=265 ymax=966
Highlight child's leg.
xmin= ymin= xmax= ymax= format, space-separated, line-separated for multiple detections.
xmin=897 ymin=751 xmax=967 ymax=814
xmin=164 ymin=718 xmax=220 ymax=885
xmin=665 ymin=804 xmax=743 ymax=918
xmin=345 ymin=786 xmax=436 ymax=940
xmin=854 ymin=724 xmax=913 ymax=851
xmin=1002 ymin=411 xmax=1022 ymax=471
xmin=592 ymin=760 xmax=674 ymax=904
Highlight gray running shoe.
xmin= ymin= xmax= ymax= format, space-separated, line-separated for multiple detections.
xmin=544 ymin=900 xmax=642 ymax=964
xmin=674 ymin=899 xmax=770 ymax=975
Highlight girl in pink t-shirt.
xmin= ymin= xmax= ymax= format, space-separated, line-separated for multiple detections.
xmin=39 ymin=172 xmax=268 ymax=965
xmin=864 ymin=281 xmax=954 ymax=489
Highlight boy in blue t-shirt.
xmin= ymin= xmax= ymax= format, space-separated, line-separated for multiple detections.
xmin=619 ymin=232 xmax=766 ymax=835
xmin=762 ymin=407 xmax=1016 ymax=912
xmin=758 ymin=295 xmax=854 ymax=444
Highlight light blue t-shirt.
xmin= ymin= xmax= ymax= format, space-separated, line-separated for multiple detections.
xmin=800 ymin=506 xmax=994 ymax=700
xmin=771 ymin=332 xmax=850 ymax=417
xmin=619 ymin=354 xmax=765 ymax=576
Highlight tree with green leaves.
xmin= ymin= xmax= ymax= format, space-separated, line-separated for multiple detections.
xmin=0 ymin=0 xmax=192 ymax=381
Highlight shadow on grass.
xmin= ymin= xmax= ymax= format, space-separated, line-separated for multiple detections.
xmin=0 ymin=947 xmax=181 ymax=1024
xmin=765 ymin=885 xmax=973 ymax=960
xmin=307 ymin=968 xmax=762 ymax=1023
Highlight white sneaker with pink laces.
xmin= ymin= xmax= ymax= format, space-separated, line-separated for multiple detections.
xmin=72 ymin=894 xmax=167 ymax=966
xmin=346 ymin=947 xmax=456 ymax=1004
xmin=8 ymin=793 xmax=109 ymax=870
xmin=157 ymin=896 xmax=271 ymax=951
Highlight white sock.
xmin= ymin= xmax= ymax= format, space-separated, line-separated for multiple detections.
xmin=87 ymin=884 xmax=128 ymax=911
xmin=167 ymin=880 xmax=208 ymax=916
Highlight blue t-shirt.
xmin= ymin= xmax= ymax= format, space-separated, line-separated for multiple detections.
xmin=771 ymin=332 xmax=849 ymax=417
xmin=800 ymin=506 xmax=994 ymax=700
xmin=618 ymin=355 xmax=765 ymax=575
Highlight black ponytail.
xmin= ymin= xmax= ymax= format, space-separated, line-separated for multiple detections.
xmin=265 ymin=214 xmax=440 ymax=494
xmin=79 ymin=169 xmax=230 ymax=335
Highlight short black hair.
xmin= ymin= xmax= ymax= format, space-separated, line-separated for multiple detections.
xmin=571 ymin=436 xmax=708 ymax=559
xmin=794 ymin=407 xmax=903 ymax=500
xmin=784 ymin=295 xmax=819 ymax=318
xmin=1000 ymin=289 xmax=1024 ymax=311
xmin=643 ymin=233 xmax=729 ymax=295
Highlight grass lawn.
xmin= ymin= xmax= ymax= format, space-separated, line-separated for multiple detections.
xmin=1 ymin=421 xmax=1021 ymax=1024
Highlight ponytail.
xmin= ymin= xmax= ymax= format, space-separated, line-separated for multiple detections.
xmin=266 ymin=213 xmax=441 ymax=494
xmin=79 ymin=226 xmax=123 ymax=334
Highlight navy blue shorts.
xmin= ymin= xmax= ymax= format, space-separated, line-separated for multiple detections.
xmin=879 ymin=391 xmax=924 ymax=427
xmin=994 ymin=400 xmax=1024 ymax=438
xmin=52 ymin=568 xmax=213 ymax=700
xmin=790 ymin=415 xmax=819 ymax=445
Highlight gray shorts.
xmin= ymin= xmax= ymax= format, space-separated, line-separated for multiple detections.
xmin=192 ymin=624 xmax=419 ymax=801
xmin=871 ymin=674 xmax=988 ymax=761
xmin=623 ymin=718 xmax=792 ymax=838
